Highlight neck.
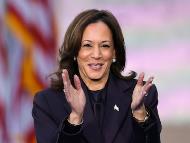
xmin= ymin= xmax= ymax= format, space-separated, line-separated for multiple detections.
xmin=80 ymin=73 xmax=109 ymax=91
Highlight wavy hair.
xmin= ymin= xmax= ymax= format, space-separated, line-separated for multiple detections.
xmin=50 ymin=9 xmax=136 ymax=90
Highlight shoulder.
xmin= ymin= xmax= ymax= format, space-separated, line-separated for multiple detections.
xmin=112 ymin=74 xmax=158 ymax=103
xmin=111 ymin=74 xmax=137 ymax=91
xmin=33 ymin=88 xmax=70 ymax=120
xmin=33 ymin=88 xmax=67 ymax=107
xmin=34 ymin=88 xmax=60 ymax=101
xmin=119 ymin=78 xmax=137 ymax=86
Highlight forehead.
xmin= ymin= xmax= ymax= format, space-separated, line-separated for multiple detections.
xmin=82 ymin=21 xmax=113 ymax=41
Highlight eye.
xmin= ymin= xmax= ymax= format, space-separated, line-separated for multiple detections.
xmin=82 ymin=44 xmax=92 ymax=48
xmin=101 ymin=44 xmax=110 ymax=48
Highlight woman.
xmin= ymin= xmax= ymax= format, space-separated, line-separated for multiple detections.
xmin=32 ymin=9 xmax=161 ymax=143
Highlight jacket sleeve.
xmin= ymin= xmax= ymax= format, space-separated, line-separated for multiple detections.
xmin=132 ymin=84 xmax=162 ymax=143
xmin=32 ymin=91 xmax=85 ymax=143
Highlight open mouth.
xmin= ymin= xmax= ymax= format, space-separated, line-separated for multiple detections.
xmin=88 ymin=63 xmax=104 ymax=70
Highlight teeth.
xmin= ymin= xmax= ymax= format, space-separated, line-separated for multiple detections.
xmin=89 ymin=64 xmax=102 ymax=70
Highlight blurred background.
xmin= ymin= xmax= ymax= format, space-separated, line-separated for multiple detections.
xmin=0 ymin=0 xmax=190 ymax=143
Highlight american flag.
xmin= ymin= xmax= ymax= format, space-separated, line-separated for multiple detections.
xmin=0 ymin=0 xmax=57 ymax=142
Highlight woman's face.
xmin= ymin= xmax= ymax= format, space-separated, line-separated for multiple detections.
xmin=77 ymin=21 xmax=115 ymax=84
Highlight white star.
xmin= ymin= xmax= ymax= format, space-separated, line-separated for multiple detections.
xmin=114 ymin=104 xmax=119 ymax=111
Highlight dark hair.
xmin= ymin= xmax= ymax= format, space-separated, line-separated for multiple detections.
xmin=50 ymin=9 xmax=136 ymax=90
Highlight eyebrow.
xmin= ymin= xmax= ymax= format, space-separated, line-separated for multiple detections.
xmin=82 ymin=40 xmax=112 ymax=43
xmin=102 ymin=40 xmax=112 ymax=43
xmin=82 ymin=40 xmax=92 ymax=43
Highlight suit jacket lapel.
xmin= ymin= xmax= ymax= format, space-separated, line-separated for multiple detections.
xmin=103 ymin=74 xmax=134 ymax=143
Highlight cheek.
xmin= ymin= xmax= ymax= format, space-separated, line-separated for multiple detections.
xmin=77 ymin=51 xmax=89 ymax=68
xmin=78 ymin=49 xmax=90 ymax=60
xmin=103 ymin=51 xmax=114 ymax=61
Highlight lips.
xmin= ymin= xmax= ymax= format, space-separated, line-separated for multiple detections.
xmin=88 ymin=63 xmax=103 ymax=70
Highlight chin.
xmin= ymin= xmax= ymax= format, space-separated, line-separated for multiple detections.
xmin=89 ymin=75 xmax=103 ymax=81
xmin=90 ymin=78 xmax=102 ymax=81
xmin=87 ymin=72 xmax=107 ymax=81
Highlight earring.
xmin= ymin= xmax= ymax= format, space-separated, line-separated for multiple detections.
xmin=112 ymin=58 xmax=116 ymax=63
xmin=74 ymin=57 xmax=76 ymax=61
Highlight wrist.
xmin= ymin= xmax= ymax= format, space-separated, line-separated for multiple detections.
xmin=132 ymin=110 xmax=149 ymax=123
xmin=132 ymin=105 xmax=149 ymax=122
xmin=68 ymin=112 xmax=83 ymax=125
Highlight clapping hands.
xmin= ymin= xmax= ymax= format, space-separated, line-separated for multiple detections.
xmin=131 ymin=72 xmax=154 ymax=120
xmin=62 ymin=69 xmax=86 ymax=124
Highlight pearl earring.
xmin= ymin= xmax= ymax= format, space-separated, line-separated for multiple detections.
xmin=74 ymin=57 xmax=76 ymax=61
xmin=112 ymin=58 xmax=116 ymax=63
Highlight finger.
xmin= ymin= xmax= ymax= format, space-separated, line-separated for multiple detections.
xmin=145 ymin=83 xmax=152 ymax=93
xmin=62 ymin=72 xmax=68 ymax=91
xmin=62 ymin=71 xmax=70 ymax=99
xmin=143 ymin=76 xmax=154 ymax=92
xmin=74 ymin=75 xmax=82 ymax=90
xmin=137 ymin=72 xmax=145 ymax=86
xmin=62 ymin=70 xmax=69 ymax=88
xmin=62 ymin=69 xmax=71 ymax=86
xmin=147 ymin=76 xmax=154 ymax=83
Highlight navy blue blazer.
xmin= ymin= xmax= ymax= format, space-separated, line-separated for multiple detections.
xmin=32 ymin=73 xmax=161 ymax=143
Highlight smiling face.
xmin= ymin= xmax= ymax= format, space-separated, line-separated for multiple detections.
xmin=77 ymin=21 xmax=115 ymax=89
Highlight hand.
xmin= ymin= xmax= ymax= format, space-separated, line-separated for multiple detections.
xmin=62 ymin=69 xmax=86 ymax=124
xmin=131 ymin=72 xmax=153 ymax=111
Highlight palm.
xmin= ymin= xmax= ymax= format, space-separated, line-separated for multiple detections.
xmin=62 ymin=69 xmax=86 ymax=117
xmin=131 ymin=72 xmax=153 ymax=110
xmin=67 ymin=84 xmax=86 ymax=115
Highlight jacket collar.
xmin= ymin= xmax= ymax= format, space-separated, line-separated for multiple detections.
xmin=103 ymin=73 xmax=134 ymax=143
xmin=81 ymin=73 xmax=135 ymax=143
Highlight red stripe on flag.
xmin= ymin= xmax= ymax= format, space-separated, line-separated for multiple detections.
xmin=12 ymin=66 xmax=46 ymax=112
xmin=30 ymin=0 xmax=49 ymax=7
xmin=7 ymin=3 xmax=57 ymax=56
xmin=0 ymin=45 xmax=8 ymax=74
xmin=25 ymin=126 xmax=36 ymax=143
xmin=0 ymin=98 xmax=9 ymax=142
xmin=0 ymin=22 xmax=8 ymax=73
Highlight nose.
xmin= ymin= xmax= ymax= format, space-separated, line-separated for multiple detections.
xmin=91 ymin=45 xmax=102 ymax=59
